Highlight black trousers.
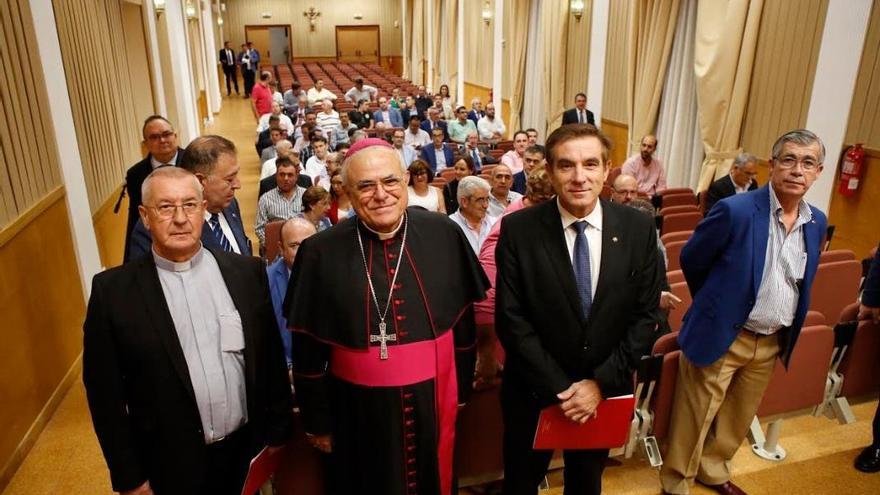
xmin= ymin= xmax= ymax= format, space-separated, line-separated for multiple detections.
xmin=223 ymin=66 xmax=239 ymax=95
xmin=201 ymin=424 xmax=254 ymax=495
xmin=872 ymin=394 xmax=880 ymax=447
xmin=243 ymin=69 xmax=256 ymax=96
xmin=501 ymin=384 xmax=608 ymax=495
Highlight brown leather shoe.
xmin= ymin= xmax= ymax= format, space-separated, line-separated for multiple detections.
xmin=699 ymin=480 xmax=747 ymax=495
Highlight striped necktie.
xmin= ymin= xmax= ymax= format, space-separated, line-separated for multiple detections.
xmin=471 ymin=149 xmax=481 ymax=171
xmin=208 ymin=213 xmax=233 ymax=252
xmin=572 ymin=221 xmax=593 ymax=318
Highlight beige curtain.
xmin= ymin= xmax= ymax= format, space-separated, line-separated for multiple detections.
xmin=694 ymin=0 xmax=764 ymax=191
xmin=443 ymin=0 xmax=459 ymax=102
xmin=410 ymin=0 xmax=426 ymax=85
xmin=542 ymin=0 xmax=570 ymax=135
xmin=432 ymin=0 xmax=444 ymax=91
xmin=508 ymin=0 xmax=531 ymax=133
xmin=626 ymin=0 xmax=680 ymax=156
xmin=403 ymin=0 xmax=412 ymax=80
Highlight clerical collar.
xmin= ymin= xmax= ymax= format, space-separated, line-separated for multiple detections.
xmin=360 ymin=215 xmax=405 ymax=240
xmin=153 ymin=245 xmax=205 ymax=272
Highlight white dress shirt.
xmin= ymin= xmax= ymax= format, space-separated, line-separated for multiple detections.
xmin=558 ymin=199 xmax=603 ymax=297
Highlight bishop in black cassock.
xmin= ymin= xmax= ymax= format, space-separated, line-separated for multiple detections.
xmin=284 ymin=139 xmax=488 ymax=495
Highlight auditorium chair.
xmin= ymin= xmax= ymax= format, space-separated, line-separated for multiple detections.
xmin=262 ymin=220 xmax=285 ymax=262
xmin=273 ymin=412 xmax=325 ymax=493
xmin=666 ymin=269 xmax=685 ymax=285
xmin=819 ymin=249 xmax=856 ymax=264
xmin=658 ymin=193 xmax=698 ymax=208
xmin=605 ymin=166 xmax=622 ymax=186
xmin=663 ymin=240 xmax=687 ymax=272
xmin=658 ymin=187 xmax=695 ymax=197
xmin=666 ymin=281 xmax=692 ymax=333
xmin=809 ymin=260 xmax=862 ymax=326
xmin=748 ymin=324 xmax=835 ymax=461
xmin=660 ymin=230 xmax=693 ymax=247
xmin=659 ymin=205 xmax=701 ymax=217
xmin=660 ymin=212 xmax=702 ymax=237
xmin=495 ymin=140 xmax=514 ymax=152
xmin=600 ymin=184 xmax=613 ymax=201
xmin=489 ymin=149 xmax=504 ymax=160
xmin=439 ymin=168 xmax=457 ymax=182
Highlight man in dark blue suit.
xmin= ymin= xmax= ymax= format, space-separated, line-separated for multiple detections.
xmin=129 ymin=135 xmax=253 ymax=259
xmin=855 ymin=246 xmax=880 ymax=473
xmin=420 ymin=107 xmax=450 ymax=142
xmin=267 ymin=217 xmax=316 ymax=374
xmin=420 ymin=127 xmax=455 ymax=173
xmin=660 ymin=129 xmax=828 ymax=495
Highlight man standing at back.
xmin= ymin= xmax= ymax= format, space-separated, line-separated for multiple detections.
xmin=660 ymin=129 xmax=827 ymax=495
xmin=84 ymin=166 xmax=292 ymax=495
xmin=123 ymin=116 xmax=184 ymax=263
xmin=561 ymin=93 xmax=595 ymax=126
xmin=621 ymin=134 xmax=667 ymax=195
xmin=496 ymin=124 xmax=660 ymax=495
xmin=218 ymin=41 xmax=239 ymax=96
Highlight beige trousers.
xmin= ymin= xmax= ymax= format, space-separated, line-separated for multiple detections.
xmin=659 ymin=331 xmax=780 ymax=494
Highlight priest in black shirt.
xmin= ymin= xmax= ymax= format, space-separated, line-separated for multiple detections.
xmin=284 ymin=138 xmax=488 ymax=495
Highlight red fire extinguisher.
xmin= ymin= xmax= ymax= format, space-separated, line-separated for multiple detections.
xmin=838 ymin=143 xmax=865 ymax=197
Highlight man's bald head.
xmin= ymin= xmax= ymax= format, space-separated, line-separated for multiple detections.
xmin=279 ymin=217 xmax=317 ymax=268
xmin=612 ymin=173 xmax=639 ymax=204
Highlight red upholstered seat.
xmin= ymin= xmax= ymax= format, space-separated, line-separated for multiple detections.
xmin=664 ymin=240 xmax=687 ymax=272
xmin=263 ymin=220 xmax=284 ymax=262
xmin=756 ymin=325 xmax=834 ymax=416
xmin=652 ymin=331 xmax=680 ymax=355
xmin=660 ymin=212 xmax=702 ymax=237
xmin=660 ymin=230 xmax=692 ymax=246
xmin=605 ymin=166 xmax=622 ymax=186
xmin=659 ymin=205 xmax=700 ymax=216
xmin=658 ymin=187 xmax=694 ymax=197
xmin=666 ymin=281 xmax=692 ymax=333
xmin=838 ymin=319 xmax=880 ymax=398
xmin=666 ymin=269 xmax=684 ymax=285
xmin=819 ymin=249 xmax=856 ymax=264
xmin=660 ymin=193 xmax=698 ymax=208
xmin=651 ymin=350 xmax=680 ymax=440
xmin=809 ymin=260 xmax=862 ymax=325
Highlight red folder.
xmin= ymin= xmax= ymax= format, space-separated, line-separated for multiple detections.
xmin=240 ymin=446 xmax=286 ymax=495
xmin=533 ymin=395 xmax=635 ymax=450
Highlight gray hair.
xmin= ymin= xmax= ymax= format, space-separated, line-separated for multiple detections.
xmin=771 ymin=129 xmax=825 ymax=164
xmin=141 ymin=166 xmax=203 ymax=206
xmin=351 ymin=130 xmax=368 ymax=143
xmin=457 ymin=175 xmax=491 ymax=202
xmin=732 ymin=152 xmax=757 ymax=168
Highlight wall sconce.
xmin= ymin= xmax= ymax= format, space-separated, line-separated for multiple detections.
xmin=303 ymin=7 xmax=321 ymax=32
xmin=571 ymin=0 xmax=585 ymax=21
xmin=185 ymin=1 xmax=197 ymax=19
xmin=153 ymin=0 xmax=166 ymax=14
xmin=482 ymin=2 xmax=492 ymax=25
xmin=217 ymin=17 xmax=224 ymax=26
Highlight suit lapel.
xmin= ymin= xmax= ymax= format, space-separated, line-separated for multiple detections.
xmin=539 ymin=202 xmax=586 ymax=324
xmin=135 ymin=256 xmax=199 ymax=408
xmin=592 ymin=201 xmax=620 ymax=310
xmin=751 ymin=187 xmax=771 ymax=296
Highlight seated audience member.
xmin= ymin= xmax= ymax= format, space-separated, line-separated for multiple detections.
xmin=258 ymin=157 xmax=312 ymax=199
xmin=398 ymin=97 xmax=412 ymax=125
xmin=260 ymin=127 xmax=286 ymax=164
xmin=448 ymin=106 xmax=478 ymax=144
xmin=438 ymin=84 xmax=455 ymax=119
xmin=318 ymin=152 xmax=342 ymax=191
xmin=303 ymin=136 xmax=330 ymax=186
xmin=373 ymin=96 xmax=403 ymax=128
xmin=855 ymin=246 xmax=880 ymax=473
xmin=289 ymin=94 xmax=311 ymax=127
xmin=251 ymin=71 xmax=274 ymax=117
xmin=350 ymin=129 xmax=368 ymax=145
xmin=328 ymin=170 xmax=354 ymax=225
xmin=431 ymin=94 xmax=446 ymax=119
xmin=477 ymin=103 xmax=506 ymax=144
xmin=468 ymin=97 xmax=485 ymax=125
xmin=297 ymin=186 xmax=332 ymax=233
xmin=255 ymin=115 xmax=283 ymax=157
xmin=391 ymin=128 xmax=417 ymax=168
xmin=512 ymin=145 xmax=545 ymax=194
xmin=267 ymin=217 xmax=317 ymax=371
xmin=487 ymin=164 xmax=522 ymax=217
xmin=448 ymin=176 xmax=495 ymax=254
xmin=525 ymin=128 xmax=545 ymax=153
xmin=335 ymin=142 xmax=351 ymax=155
xmin=500 ymin=130 xmax=529 ymax=175
xmin=257 ymin=101 xmax=294 ymax=134
xmin=621 ymin=134 xmax=667 ymax=195
xmin=443 ymin=156 xmax=476 ymax=213
xmin=561 ymin=92 xmax=595 ymax=125
xmin=293 ymin=112 xmax=318 ymax=141
xmin=270 ymin=81 xmax=283 ymax=106
xmin=332 ymin=111 xmax=359 ymax=149
xmin=420 ymin=107 xmax=450 ymax=141
xmin=610 ymin=173 xmax=639 ymax=205
xmin=306 ymin=78 xmax=336 ymax=107
xmin=405 ymin=115 xmax=432 ymax=150
xmin=459 ymin=132 xmax=497 ymax=172
xmin=129 ymin=135 xmax=251 ymax=259
xmin=475 ymin=166 xmax=554 ymax=388
xmin=315 ymin=99 xmax=340 ymax=142
xmin=407 ymin=160 xmax=445 ymax=213
xmin=414 ymin=85 xmax=433 ymax=118
xmin=282 ymin=81 xmax=306 ymax=114
xmin=349 ymin=99 xmax=375 ymax=129
xmin=344 ymin=78 xmax=378 ymax=104
xmin=255 ymin=156 xmax=306 ymax=246
xmin=389 ymin=87 xmax=403 ymax=108
xmin=420 ymin=128 xmax=455 ymax=173
xmin=704 ymin=152 xmax=759 ymax=212
xmin=261 ymin=140 xmax=293 ymax=180
xmin=299 ymin=128 xmax=322 ymax=164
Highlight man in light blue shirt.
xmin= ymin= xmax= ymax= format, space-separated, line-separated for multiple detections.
xmin=448 ymin=176 xmax=497 ymax=253
xmin=448 ymin=106 xmax=478 ymax=144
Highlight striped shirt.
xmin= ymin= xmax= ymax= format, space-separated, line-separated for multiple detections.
xmin=745 ymin=186 xmax=812 ymax=334
xmin=315 ymin=111 xmax=340 ymax=138
xmin=255 ymin=186 xmax=305 ymax=244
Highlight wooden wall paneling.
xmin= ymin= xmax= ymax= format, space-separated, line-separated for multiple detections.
xmin=464 ymin=82 xmax=511 ymax=130
xmin=741 ymin=0 xmax=828 ymax=159
xmin=828 ymin=146 xmax=880 ymax=257
xmin=602 ymin=0 xmax=629 ymax=124
xmin=93 ymin=184 xmax=127 ymax=268
xmin=601 ymin=118 xmax=629 ymax=169
xmin=846 ymin=1 xmax=880 ymax=147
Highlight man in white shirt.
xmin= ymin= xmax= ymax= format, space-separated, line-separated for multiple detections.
xmin=449 ymin=176 xmax=497 ymax=254
xmin=256 ymin=101 xmax=293 ymax=134
xmin=344 ymin=78 xmax=378 ymax=104
xmin=477 ymin=102 xmax=506 ymax=144
xmin=306 ymin=79 xmax=337 ymax=107
xmin=303 ymin=136 xmax=330 ymax=187
xmin=392 ymin=128 xmax=417 ymax=168
xmin=315 ymin=99 xmax=340 ymax=141
xmin=404 ymin=115 xmax=431 ymax=150
xmin=487 ymin=164 xmax=523 ymax=217
xmin=261 ymin=140 xmax=296 ymax=180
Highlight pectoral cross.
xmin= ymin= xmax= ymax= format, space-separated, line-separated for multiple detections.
xmin=370 ymin=320 xmax=397 ymax=360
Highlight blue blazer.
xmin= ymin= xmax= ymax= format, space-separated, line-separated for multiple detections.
xmin=420 ymin=145 xmax=455 ymax=173
xmin=128 ymin=198 xmax=252 ymax=260
xmin=678 ymin=186 xmax=826 ymax=367
xmin=420 ymin=119 xmax=450 ymax=142
xmin=373 ymin=108 xmax=403 ymax=128
xmin=267 ymin=257 xmax=292 ymax=365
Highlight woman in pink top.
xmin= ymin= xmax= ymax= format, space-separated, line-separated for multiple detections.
xmin=473 ymin=166 xmax=555 ymax=389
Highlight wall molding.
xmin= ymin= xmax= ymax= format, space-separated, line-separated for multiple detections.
xmin=0 ymin=186 xmax=65 ymax=248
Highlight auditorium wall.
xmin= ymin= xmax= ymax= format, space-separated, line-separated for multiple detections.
xmin=740 ymin=0 xmax=828 ymax=160
xmin=222 ymin=0 xmax=402 ymax=59
xmin=564 ymin=0 xmax=592 ymax=106
xmin=846 ymin=1 xmax=880 ymax=148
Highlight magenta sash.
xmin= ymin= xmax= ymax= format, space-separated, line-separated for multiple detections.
xmin=330 ymin=330 xmax=458 ymax=495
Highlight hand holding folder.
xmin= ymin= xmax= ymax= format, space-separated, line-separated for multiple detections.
xmin=240 ymin=445 xmax=286 ymax=495
xmin=533 ymin=395 xmax=635 ymax=450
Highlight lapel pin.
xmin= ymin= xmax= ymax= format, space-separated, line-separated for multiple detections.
xmin=612 ymin=236 xmax=618 ymax=243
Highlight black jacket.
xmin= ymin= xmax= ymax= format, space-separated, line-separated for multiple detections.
xmin=704 ymin=175 xmax=758 ymax=213
xmin=122 ymin=149 xmax=184 ymax=263
xmin=561 ymin=108 xmax=596 ymax=126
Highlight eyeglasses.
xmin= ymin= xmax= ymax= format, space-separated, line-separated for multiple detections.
xmin=147 ymin=201 xmax=201 ymax=218
xmin=146 ymin=130 xmax=175 ymax=142
xmin=355 ymin=176 xmax=405 ymax=195
xmin=774 ymin=155 xmax=820 ymax=171
xmin=469 ymin=196 xmax=490 ymax=205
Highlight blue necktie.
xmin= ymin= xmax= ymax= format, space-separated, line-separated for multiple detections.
xmin=472 ymin=149 xmax=481 ymax=171
xmin=572 ymin=221 xmax=592 ymax=318
xmin=209 ymin=213 xmax=233 ymax=252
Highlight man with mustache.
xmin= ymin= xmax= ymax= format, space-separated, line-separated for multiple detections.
xmin=660 ymin=129 xmax=827 ymax=495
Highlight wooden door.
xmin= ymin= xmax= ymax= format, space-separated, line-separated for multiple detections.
xmin=245 ymin=26 xmax=271 ymax=68
xmin=336 ymin=26 xmax=380 ymax=63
